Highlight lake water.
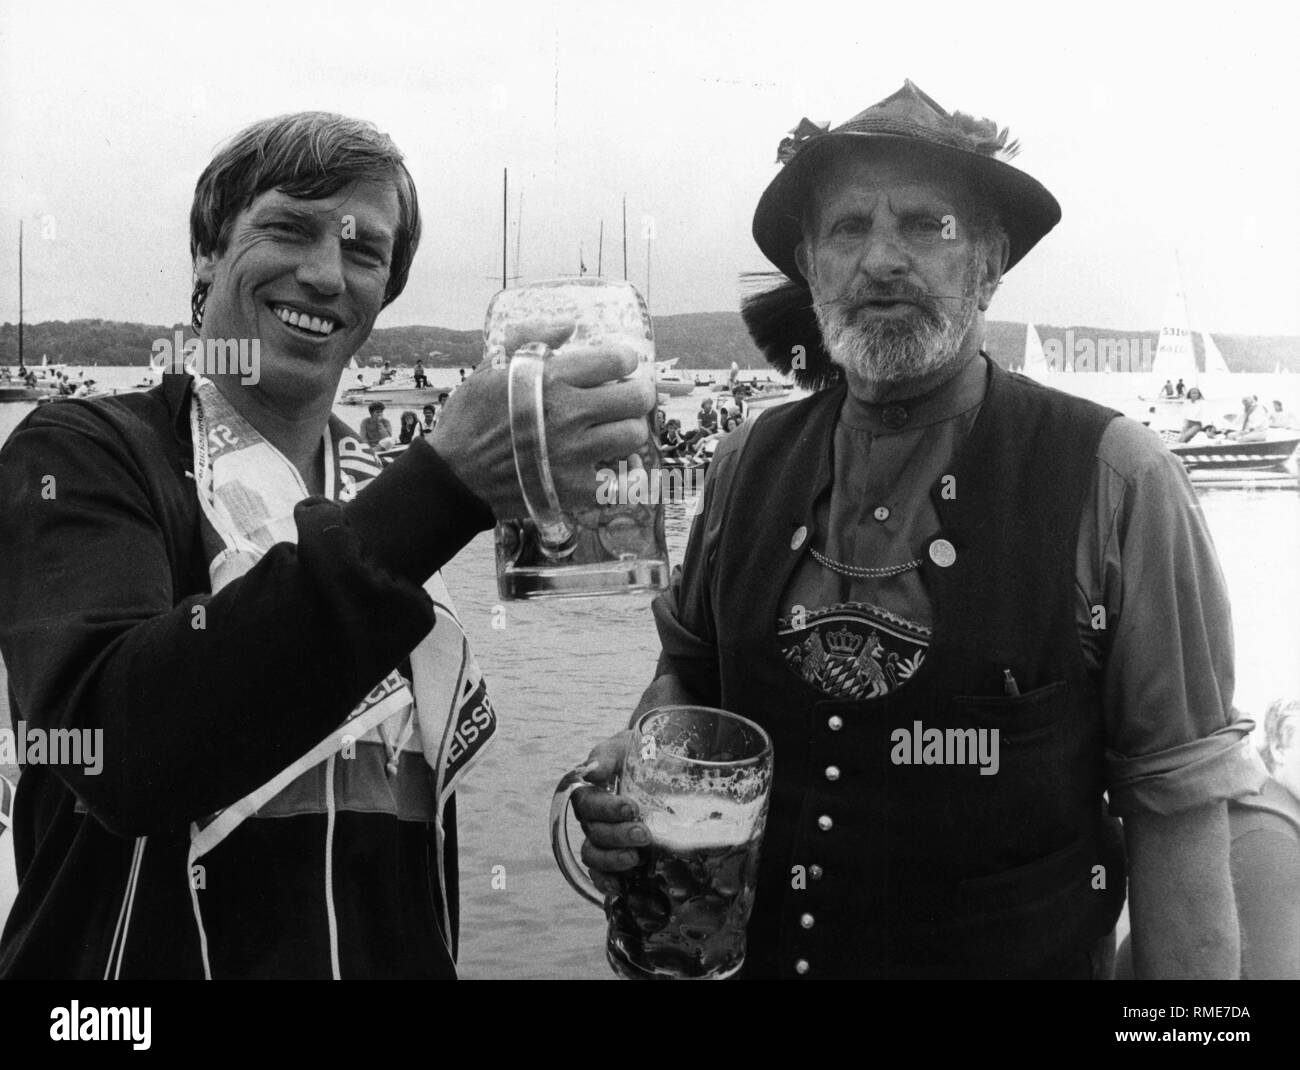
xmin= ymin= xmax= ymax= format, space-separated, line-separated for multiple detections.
xmin=1 ymin=364 xmax=1298 ymax=979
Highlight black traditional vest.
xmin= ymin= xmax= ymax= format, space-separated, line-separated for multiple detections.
xmin=708 ymin=360 xmax=1126 ymax=979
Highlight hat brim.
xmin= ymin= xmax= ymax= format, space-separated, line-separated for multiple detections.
xmin=753 ymin=133 xmax=1061 ymax=280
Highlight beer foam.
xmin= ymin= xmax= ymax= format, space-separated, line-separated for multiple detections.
xmin=641 ymin=793 xmax=765 ymax=851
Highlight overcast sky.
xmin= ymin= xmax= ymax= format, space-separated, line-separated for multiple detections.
xmin=2 ymin=0 xmax=1296 ymax=334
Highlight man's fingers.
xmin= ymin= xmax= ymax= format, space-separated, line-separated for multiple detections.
xmin=591 ymin=869 xmax=622 ymax=898
xmin=571 ymin=783 xmax=631 ymax=823
xmin=548 ymin=340 xmax=642 ymax=387
xmin=569 ymin=418 xmax=654 ymax=467
xmin=581 ymin=839 xmax=642 ymax=874
xmin=580 ymin=730 xmax=634 ymax=786
xmin=581 ymin=817 xmax=649 ymax=851
xmin=501 ymin=319 xmax=577 ymax=356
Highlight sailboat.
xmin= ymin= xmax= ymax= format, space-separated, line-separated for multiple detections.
xmin=1146 ymin=271 xmax=1198 ymax=400
xmin=1020 ymin=323 xmax=1050 ymax=382
xmin=653 ymin=357 xmax=696 ymax=397
xmin=1 ymin=222 xmax=55 ymax=404
xmin=1203 ymin=332 xmax=1230 ymax=376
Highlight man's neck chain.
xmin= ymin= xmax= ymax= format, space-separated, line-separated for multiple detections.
xmin=807 ymin=545 xmax=921 ymax=579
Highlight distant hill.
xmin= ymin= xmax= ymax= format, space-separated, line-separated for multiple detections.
xmin=3 ymin=314 xmax=1298 ymax=373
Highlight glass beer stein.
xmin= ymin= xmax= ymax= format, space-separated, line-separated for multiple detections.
xmin=550 ymin=706 xmax=774 ymax=980
xmin=488 ymin=278 xmax=671 ymax=599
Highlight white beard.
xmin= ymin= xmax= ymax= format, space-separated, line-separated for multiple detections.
xmin=812 ymin=261 xmax=982 ymax=388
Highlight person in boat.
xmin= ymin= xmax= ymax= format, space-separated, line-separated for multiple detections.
xmin=1178 ymin=386 xmax=1209 ymax=443
xmin=1269 ymin=399 xmax=1296 ymax=429
xmin=660 ymin=418 xmax=688 ymax=458
xmin=1230 ymin=394 xmax=1270 ymax=442
xmin=421 ymin=403 xmax=437 ymax=434
xmin=1160 ymin=379 xmax=1175 ymax=398
xmin=1176 ymin=377 xmax=1186 ymax=397
xmin=718 ymin=405 xmax=733 ymax=433
xmin=398 ymin=410 xmax=420 ymax=445
xmin=359 ymin=400 xmax=393 ymax=449
xmin=697 ymin=396 xmax=719 ymax=435
xmin=0 ymin=111 xmax=652 ymax=979
xmin=413 ymin=359 xmax=428 ymax=389
xmin=572 ymin=81 xmax=1260 ymax=980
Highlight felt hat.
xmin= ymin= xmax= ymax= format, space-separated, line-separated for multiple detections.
xmin=753 ymin=80 xmax=1060 ymax=280
xmin=744 ymin=81 xmax=1059 ymax=390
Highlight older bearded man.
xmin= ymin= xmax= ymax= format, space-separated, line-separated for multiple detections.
xmin=571 ymin=82 xmax=1264 ymax=980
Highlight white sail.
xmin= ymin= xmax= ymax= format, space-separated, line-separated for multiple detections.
xmin=1021 ymin=323 xmax=1049 ymax=381
xmin=1203 ymin=332 xmax=1230 ymax=375
xmin=1149 ymin=272 xmax=1197 ymax=394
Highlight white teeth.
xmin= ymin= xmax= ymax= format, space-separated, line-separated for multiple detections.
xmin=272 ymin=305 xmax=337 ymax=336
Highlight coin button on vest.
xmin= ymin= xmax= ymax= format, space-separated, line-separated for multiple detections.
xmin=800 ymin=913 xmax=815 ymax=929
xmin=825 ymin=765 xmax=840 ymax=781
xmin=817 ymin=814 xmax=833 ymax=832
xmin=928 ymin=537 xmax=957 ymax=568
xmin=827 ymin=715 xmax=843 ymax=731
xmin=809 ymin=865 xmax=824 ymax=880
xmin=794 ymin=959 xmax=810 ymax=975
xmin=790 ymin=525 xmax=807 ymax=550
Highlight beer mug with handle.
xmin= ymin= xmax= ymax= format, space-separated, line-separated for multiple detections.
xmin=488 ymin=277 xmax=670 ymax=599
xmin=551 ymin=706 xmax=774 ymax=979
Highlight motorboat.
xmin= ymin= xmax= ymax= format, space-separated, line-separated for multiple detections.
xmin=340 ymin=381 xmax=449 ymax=407
xmin=0 ymin=381 xmax=53 ymax=403
xmin=1169 ymin=430 xmax=1300 ymax=473
xmin=654 ymin=359 xmax=696 ymax=397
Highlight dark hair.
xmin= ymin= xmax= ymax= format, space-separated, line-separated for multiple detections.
xmin=1262 ymin=698 xmax=1300 ymax=774
xmin=189 ymin=112 xmax=421 ymax=331
xmin=368 ymin=402 xmax=384 ymax=413
xmin=401 ymin=411 xmax=417 ymax=425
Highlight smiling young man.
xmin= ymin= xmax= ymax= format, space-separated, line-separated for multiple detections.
xmin=0 ymin=112 xmax=653 ymax=978
xmin=572 ymin=83 xmax=1265 ymax=979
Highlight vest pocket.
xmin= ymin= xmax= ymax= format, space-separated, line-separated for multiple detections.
xmin=951 ymin=679 xmax=1069 ymax=742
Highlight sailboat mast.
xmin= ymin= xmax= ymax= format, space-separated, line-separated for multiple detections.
xmin=597 ymin=220 xmax=603 ymax=277
xmin=1174 ymin=249 xmax=1196 ymax=383
xmin=622 ymin=196 xmax=627 ymax=281
xmin=514 ymin=191 xmax=523 ymax=282
xmin=502 ymin=168 xmax=508 ymax=290
xmin=18 ymin=220 xmax=24 ymax=369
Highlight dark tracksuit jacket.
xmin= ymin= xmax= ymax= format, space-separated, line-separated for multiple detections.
xmin=0 ymin=375 xmax=494 ymax=978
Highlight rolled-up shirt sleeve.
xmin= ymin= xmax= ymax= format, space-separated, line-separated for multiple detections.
xmin=1084 ymin=419 xmax=1267 ymax=815
xmin=649 ymin=425 xmax=757 ymax=705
